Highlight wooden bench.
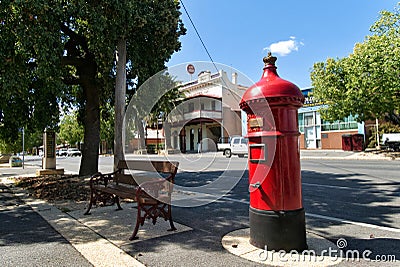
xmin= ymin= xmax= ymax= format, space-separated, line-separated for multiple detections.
xmin=84 ymin=160 xmax=179 ymax=240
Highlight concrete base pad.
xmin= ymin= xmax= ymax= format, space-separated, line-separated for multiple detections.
xmin=222 ymin=228 xmax=343 ymax=266
xmin=36 ymin=168 xmax=64 ymax=176
xmin=68 ymin=203 xmax=192 ymax=246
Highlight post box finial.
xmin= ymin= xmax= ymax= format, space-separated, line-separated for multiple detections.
xmin=263 ymin=52 xmax=277 ymax=66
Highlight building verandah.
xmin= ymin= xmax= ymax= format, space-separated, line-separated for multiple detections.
xmin=166 ymin=70 xmax=246 ymax=153
xmin=127 ymin=69 xmax=246 ymax=154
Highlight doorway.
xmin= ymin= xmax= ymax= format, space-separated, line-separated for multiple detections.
xmin=190 ymin=129 xmax=195 ymax=151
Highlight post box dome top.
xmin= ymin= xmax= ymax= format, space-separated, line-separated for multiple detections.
xmin=240 ymin=53 xmax=304 ymax=108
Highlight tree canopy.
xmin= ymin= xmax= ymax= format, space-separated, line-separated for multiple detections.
xmin=0 ymin=0 xmax=186 ymax=174
xmin=311 ymin=3 xmax=400 ymax=124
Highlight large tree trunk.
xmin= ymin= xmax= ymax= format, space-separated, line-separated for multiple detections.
xmin=114 ymin=39 xmax=126 ymax=170
xmin=79 ymin=59 xmax=100 ymax=176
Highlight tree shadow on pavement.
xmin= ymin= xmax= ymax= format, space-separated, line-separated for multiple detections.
xmin=121 ymin=168 xmax=399 ymax=265
xmin=302 ymin=169 xmax=400 ymax=228
xmin=0 ymin=184 xmax=75 ymax=246
xmin=302 ymin=169 xmax=400 ymax=263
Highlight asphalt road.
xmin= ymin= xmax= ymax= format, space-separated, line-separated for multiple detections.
xmin=6 ymin=154 xmax=400 ymax=266
xmin=301 ymin=159 xmax=399 ymax=229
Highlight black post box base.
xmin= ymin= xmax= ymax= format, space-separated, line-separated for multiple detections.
xmin=249 ymin=207 xmax=307 ymax=252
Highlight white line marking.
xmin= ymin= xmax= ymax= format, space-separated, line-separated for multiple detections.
xmin=306 ymin=213 xmax=400 ymax=233
xmin=222 ymin=196 xmax=400 ymax=233
xmin=224 ymin=196 xmax=249 ymax=205
xmin=302 ymin=182 xmax=354 ymax=191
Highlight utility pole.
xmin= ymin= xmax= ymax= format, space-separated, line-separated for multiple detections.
xmin=376 ymin=118 xmax=381 ymax=150
xmin=114 ymin=39 xmax=126 ymax=170
xmin=22 ymin=127 xmax=25 ymax=169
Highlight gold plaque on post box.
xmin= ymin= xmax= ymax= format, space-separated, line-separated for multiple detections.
xmin=249 ymin=118 xmax=263 ymax=128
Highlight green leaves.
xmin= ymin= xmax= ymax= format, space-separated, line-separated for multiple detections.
xmin=311 ymin=3 xmax=400 ymax=123
xmin=1 ymin=0 xmax=185 ymax=146
xmin=58 ymin=111 xmax=84 ymax=146
xmin=0 ymin=0 xmax=64 ymax=143
xmin=1 ymin=0 xmax=186 ymax=174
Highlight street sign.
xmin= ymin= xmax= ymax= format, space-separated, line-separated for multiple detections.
xmin=186 ymin=64 xmax=195 ymax=75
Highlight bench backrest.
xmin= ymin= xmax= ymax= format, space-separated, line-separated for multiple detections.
xmin=114 ymin=160 xmax=179 ymax=186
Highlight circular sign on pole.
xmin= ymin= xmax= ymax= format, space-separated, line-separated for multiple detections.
xmin=186 ymin=64 xmax=195 ymax=75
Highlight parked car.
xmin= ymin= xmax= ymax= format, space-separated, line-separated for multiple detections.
xmin=0 ymin=154 xmax=11 ymax=163
xmin=220 ymin=136 xmax=248 ymax=158
xmin=67 ymin=148 xmax=81 ymax=157
xmin=217 ymin=136 xmax=237 ymax=152
xmin=58 ymin=148 xmax=68 ymax=157
xmin=382 ymin=133 xmax=400 ymax=151
xmin=9 ymin=156 xmax=22 ymax=167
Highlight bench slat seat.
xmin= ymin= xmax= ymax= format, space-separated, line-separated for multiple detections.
xmin=93 ymin=185 xmax=138 ymax=200
xmin=84 ymin=159 xmax=179 ymax=240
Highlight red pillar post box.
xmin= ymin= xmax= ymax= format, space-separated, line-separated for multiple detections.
xmin=240 ymin=53 xmax=307 ymax=251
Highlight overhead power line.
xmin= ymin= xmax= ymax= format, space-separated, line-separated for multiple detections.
xmin=179 ymin=0 xmax=241 ymax=103
xmin=180 ymin=0 xmax=219 ymax=73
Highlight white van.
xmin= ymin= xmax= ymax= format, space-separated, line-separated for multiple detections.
xmin=223 ymin=136 xmax=248 ymax=158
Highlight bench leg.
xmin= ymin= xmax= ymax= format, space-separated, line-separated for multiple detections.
xmin=167 ymin=205 xmax=177 ymax=231
xmin=115 ymin=195 xmax=123 ymax=211
xmin=128 ymin=203 xmax=176 ymax=240
xmin=84 ymin=189 xmax=96 ymax=215
xmin=129 ymin=204 xmax=142 ymax=240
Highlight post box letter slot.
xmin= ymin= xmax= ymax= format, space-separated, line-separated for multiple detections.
xmin=249 ymin=144 xmax=266 ymax=163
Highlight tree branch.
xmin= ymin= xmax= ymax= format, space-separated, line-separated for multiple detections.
xmin=60 ymin=23 xmax=90 ymax=56
xmin=62 ymin=76 xmax=80 ymax=85
xmin=61 ymin=56 xmax=85 ymax=67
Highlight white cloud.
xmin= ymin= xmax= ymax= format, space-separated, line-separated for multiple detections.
xmin=264 ymin=36 xmax=304 ymax=56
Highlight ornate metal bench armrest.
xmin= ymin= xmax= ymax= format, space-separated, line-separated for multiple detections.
xmin=89 ymin=169 xmax=120 ymax=187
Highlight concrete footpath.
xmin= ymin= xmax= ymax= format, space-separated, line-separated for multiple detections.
xmin=0 ymin=182 xmax=93 ymax=267
xmin=0 ymin=150 xmax=398 ymax=267
xmin=1 ymin=170 xmax=148 ymax=267
xmin=300 ymin=149 xmax=400 ymax=161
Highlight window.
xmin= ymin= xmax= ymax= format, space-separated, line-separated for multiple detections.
xmin=304 ymin=115 xmax=314 ymax=126
xmin=233 ymin=138 xmax=240 ymax=144
xmin=321 ymin=115 xmax=358 ymax=131
xmin=211 ymin=100 xmax=216 ymax=111
xmin=201 ymin=103 xmax=205 ymax=110
xmin=298 ymin=113 xmax=304 ymax=133
xmin=188 ymin=103 xmax=194 ymax=112
xmin=315 ymin=113 xmax=321 ymax=125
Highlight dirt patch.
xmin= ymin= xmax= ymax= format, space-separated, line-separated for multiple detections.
xmin=13 ymin=175 xmax=90 ymax=211
xmin=14 ymin=175 xmax=90 ymax=201
xmin=360 ymin=150 xmax=400 ymax=160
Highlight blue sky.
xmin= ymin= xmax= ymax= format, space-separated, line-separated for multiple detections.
xmin=167 ymin=1 xmax=399 ymax=89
